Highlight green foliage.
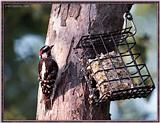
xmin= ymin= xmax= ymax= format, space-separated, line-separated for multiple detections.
xmin=135 ymin=34 xmax=150 ymax=62
xmin=134 ymin=3 xmax=157 ymax=17
xmin=4 ymin=107 xmax=26 ymax=120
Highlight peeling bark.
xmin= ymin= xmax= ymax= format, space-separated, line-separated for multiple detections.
xmin=60 ymin=4 xmax=69 ymax=26
xmin=36 ymin=3 xmax=132 ymax=120
xmin=68 ymin=4 xmax=81 ymax=19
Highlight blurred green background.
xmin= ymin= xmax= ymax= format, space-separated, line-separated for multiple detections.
xmin=3 ymin=3 xmax=52 ymax=120
xmin=3 ymin=3 xmax=158 ymax=120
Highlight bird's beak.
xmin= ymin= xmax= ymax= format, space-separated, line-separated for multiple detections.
xmin=39 ymin=51 xmax=42 ymax=60
xmin=50 ymin=45 xmax=54 ymax=49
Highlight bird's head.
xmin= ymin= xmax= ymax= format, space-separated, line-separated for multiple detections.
xmin=39 ymin=45 xmax=54 ymax=59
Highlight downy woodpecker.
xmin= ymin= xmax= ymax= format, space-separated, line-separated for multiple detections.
xmin=38 ymin=45 xmax=58 ymax=109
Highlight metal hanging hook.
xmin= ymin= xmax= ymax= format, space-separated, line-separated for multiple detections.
xmin=123 ymin=12 xmax=137 ymax=36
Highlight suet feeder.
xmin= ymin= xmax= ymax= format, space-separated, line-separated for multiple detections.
xmin=75 ymin=12 xmax=155 ymax=104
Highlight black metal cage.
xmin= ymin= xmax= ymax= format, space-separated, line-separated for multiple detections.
xmin=75 ymin=27 xmax=155 ymax=103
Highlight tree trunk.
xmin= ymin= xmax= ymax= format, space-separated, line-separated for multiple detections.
xmin=36 ymin=3 xmax=132 ymax=120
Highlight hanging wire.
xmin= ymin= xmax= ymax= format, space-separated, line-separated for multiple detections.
xmin=123 ymin=12 xmax=137 ymax=36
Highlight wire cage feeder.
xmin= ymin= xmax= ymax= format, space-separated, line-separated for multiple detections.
xmin=75 ymin=18 xmax=155 ymax=104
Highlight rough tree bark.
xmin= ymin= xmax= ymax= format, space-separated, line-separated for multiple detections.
xmin=36 ymin=3 xmax=132 ymax=120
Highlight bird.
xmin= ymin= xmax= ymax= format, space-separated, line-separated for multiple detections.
xmin=38 ymin=45 xmax=59 ymax=110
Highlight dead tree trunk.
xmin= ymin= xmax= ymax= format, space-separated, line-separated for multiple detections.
xmin=36 ymin=3 xmax=132 ymax=120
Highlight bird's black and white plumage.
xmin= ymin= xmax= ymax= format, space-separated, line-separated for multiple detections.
xmin=38 ymin=45 xmax=58 ymax=109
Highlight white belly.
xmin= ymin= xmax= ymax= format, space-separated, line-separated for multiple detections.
xmin=41 ymin=62 xmax=46 ymax=80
